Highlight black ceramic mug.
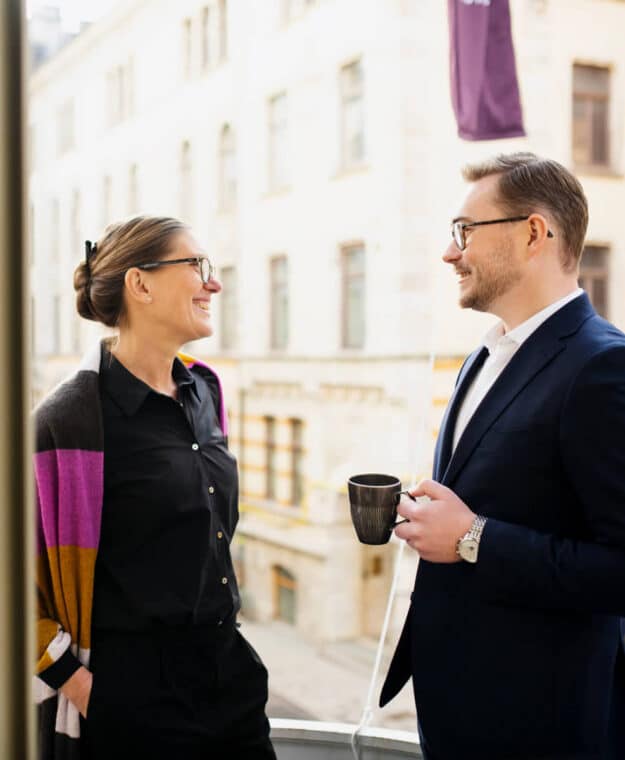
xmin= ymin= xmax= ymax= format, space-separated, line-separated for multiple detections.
xmin=347 ymin=473 xmax=415 ymax=545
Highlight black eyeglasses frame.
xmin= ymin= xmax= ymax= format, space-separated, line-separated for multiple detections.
xmin=135 ymin=256 xmax=215 ymax=284
xmin=451 ymin=215 xmax=554 ymax=251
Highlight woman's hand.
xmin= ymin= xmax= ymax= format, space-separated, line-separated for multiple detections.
xmin=59 ymin=666 xmax=93 ymax=718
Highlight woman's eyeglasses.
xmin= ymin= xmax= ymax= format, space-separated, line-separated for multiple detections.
xmin=136 ymin=256 xmax=215 ymax=284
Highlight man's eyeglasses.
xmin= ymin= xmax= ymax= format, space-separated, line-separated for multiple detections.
xmin=136 ymin=256 xmax=215 ymax=284
xmin=451 ymin=215 xmax=554 ymax=251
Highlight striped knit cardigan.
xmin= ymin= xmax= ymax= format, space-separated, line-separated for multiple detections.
xmin=34 ymin=341 xmax=227 ymax=760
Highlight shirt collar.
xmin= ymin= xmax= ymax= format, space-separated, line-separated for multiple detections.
xmin=481 ymin=288 xmax=584 ymax=355
xmin=100 ymin=346 xmax=199 ymax=416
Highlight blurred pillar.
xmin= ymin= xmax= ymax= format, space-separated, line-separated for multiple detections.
xmin=0 ymin=0 xmax=35 ymax=758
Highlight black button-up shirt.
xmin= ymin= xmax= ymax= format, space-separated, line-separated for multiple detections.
xmin=91 ymin=347 xmax=240 ymax=632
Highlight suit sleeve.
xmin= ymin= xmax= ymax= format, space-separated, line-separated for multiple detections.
xmin=472 ymin=345 xmax=625 ymax=616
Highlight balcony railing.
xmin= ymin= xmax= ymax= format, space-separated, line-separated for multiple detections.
xmin=271 ymin=719 xmax=422 ymax=759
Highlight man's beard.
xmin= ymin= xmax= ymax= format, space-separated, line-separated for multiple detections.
xmin=459 ymin=244 xmax=522 ymax=313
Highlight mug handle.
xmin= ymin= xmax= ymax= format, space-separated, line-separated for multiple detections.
xmin=393 ymin=489 xmax=416 ymax=526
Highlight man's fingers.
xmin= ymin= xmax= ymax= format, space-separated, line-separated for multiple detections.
xmin=394 ymin=521 xmax=419 ymax=542
xmin=397 ymin=497 xmax=423 ymax=519
xmin=410 ymin=478 xmax=448 ymax=500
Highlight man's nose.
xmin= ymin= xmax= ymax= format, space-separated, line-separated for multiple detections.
xmin=442 ymin=241 xmax=462 ymax=264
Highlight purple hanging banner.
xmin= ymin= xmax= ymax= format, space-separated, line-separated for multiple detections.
xmin=448 ymin=0 xmax=525 ymax=141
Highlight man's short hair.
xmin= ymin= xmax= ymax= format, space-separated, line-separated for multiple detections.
xmin=462 ymin=153 xmax=588 ymax=272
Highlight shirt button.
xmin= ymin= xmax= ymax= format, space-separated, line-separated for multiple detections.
xmin=208 ymin=486 xmax=215 ymax=494
xmin=221 ymin=577 xmax=228 ymax=585
xmin=191 ymin=443 xmax=199 ymax=451
xmin=217 ymin=531 xmax=223 ymax=539
xmin=179 ymin=402 xmax=184 ymax=408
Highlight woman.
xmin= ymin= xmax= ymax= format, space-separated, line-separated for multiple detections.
xmin=35 ymin=216 xmax=276 ymax=760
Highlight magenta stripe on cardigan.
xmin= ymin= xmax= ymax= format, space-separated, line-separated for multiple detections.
xmin=35 ymin=449 xmax=103 ymax=550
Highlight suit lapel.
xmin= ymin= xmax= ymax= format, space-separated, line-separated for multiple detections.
xmin=440 ymin=293 xmax=595 ymax=487
xmin=434 ymin=346 xmax=489 ymax=481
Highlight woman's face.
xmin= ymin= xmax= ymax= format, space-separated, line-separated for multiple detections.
xmin=137 ymin=230 xmax=222 ymax=345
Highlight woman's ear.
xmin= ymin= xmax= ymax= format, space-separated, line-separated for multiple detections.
xmin=124 ymin=267 xmax=153 ymax=305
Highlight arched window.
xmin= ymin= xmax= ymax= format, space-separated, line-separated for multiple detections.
xmin=218 ymin=124 xmax=236 ymax=212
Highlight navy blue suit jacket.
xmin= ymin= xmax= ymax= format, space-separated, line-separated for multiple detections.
xmin=380 ymin=294 xmax=625 ymax=760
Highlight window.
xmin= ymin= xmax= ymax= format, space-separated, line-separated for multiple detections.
xmin=264 ymin=416 xmax=277 ymax=500
xmin=218 ymin=0 xmax=228 ymax=61
xmin=102 ymin=175 xmax=112 ymax=228
xmin=268 ymin=92 xmax=288 ymax=191
xmin=284 ymin=0 xmax=316 ymax=21
xmin=340 ymin=60 xmax=365 ymax=169
xmin=106 ymin=60 xmax=133 ymax=126
xmin=572 ymin=64 xmax=610 ymax=168
xmin=50 ymin=199 xmax=60 ymax=265
xmin=52 ymin=294 xmax=62 ymax=355
xmin=341 ymin=243 xmax=365 ymax=348
xmin=270 ymin=255 xmax=289 ymax=350
xmin=128 ymin=163 xmax=138 ymax=214
xmin=290 ymin=418 xmax=304 ymax=506
xmin=106 ymin=69 xmax=116 ymax=125
xmin=220 ymin=266 xmax=237 ymax=350
xmin=183 ymin=18 xmax=193 ymax=78
xmin=126 ymin=58 xmax=135 ymax=116
xmin=201 ymin=6 xmax=211 ymax=69
xmin=580 ymin=245 xmax=609 ymax=318
xmin=70 ymin=188 xmax=83 ymax=248
xmin=218 ymin=125 xmax=237 ymax=211
xmin=56 ymin=99 xmax=74 ymax=156
xmin=70 ymin=188 xmax=81 ymax=256
xmin=70 ymin=189 xmax=82 ymax=354
xmin=180 ymin=141 xmax=192 ymax=222
xmin=273 ymin=566 xmax=296 ymax=624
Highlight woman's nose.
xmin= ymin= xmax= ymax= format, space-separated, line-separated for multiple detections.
xmin=205 ymin=277 xmax=222 ymax=294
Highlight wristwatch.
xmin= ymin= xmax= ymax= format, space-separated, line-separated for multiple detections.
xmin=456 ymin=515 xmax=487 ymax=563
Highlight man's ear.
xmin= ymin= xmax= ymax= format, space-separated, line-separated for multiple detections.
xmin=527 ymin=213 xmax=553 ymax=252
xmin=124 ymin=267 xmax=153 ymax=305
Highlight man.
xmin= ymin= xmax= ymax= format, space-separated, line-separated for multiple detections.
xmin=380 ymin=153 xmax=625 ymax=760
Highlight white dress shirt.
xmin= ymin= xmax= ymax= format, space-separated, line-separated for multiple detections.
xmin=452 ymin=288 xmax=584 ymax=452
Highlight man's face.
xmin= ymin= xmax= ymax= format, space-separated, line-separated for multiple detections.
xmin=443 ymin=174 xmax=524 ymax=314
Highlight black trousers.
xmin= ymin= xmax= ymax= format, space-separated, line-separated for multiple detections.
xmin=81 ymin=622 xmax=276 ymax=760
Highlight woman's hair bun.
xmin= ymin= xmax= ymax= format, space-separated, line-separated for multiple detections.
xmin=73 ymin=261 xmax=97 ymax=321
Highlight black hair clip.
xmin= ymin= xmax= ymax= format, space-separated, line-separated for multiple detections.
xmin=85 ymin=240 xmax=97 ymax=260
xmin=84 ymin=240 xmax=98 ymax=274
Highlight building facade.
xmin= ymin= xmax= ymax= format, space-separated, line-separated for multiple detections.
xmin=28 ymin=0 xmax=625 ymax=645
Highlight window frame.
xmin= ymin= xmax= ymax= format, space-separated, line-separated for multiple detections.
xmin=269 ymin=254 xmax=289 ymax=351
xmin=340 ymin=242 xmax=366 ymax=350
xmin=572 ymin=62 xmax=611 ymax=170
xmin=339 ymin=58 xmax=365 ymax=170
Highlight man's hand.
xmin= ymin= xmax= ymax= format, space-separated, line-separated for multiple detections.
xmin=59 ymin=666 xmax=93 ymax=718
xmin=394 ymin=479 xmax=475 ymax=562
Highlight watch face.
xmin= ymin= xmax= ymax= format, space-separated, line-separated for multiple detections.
xmin=459 ymin=538 xmax=479 ymax=563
